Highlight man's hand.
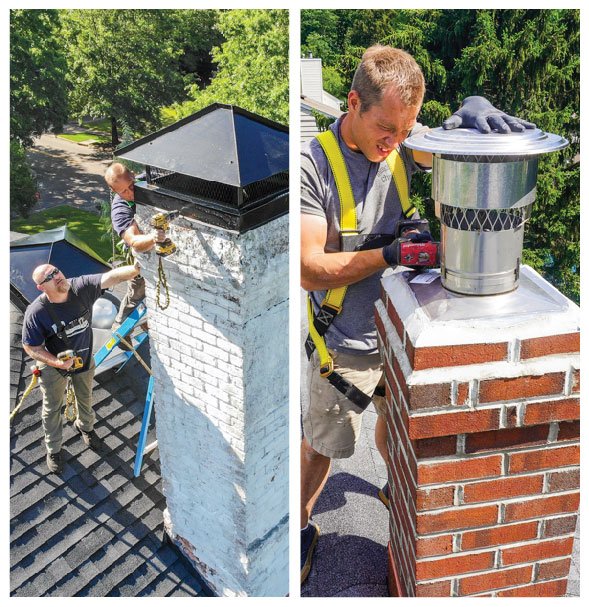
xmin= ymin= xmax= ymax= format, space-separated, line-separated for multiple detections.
xmin=382 ymin=230 xmax=438 ymax=268
xmin=152 ymin=228 xmax=166 ymax=243
xmin=301 ymin=214 xmax=387 ymax=291
xmin=122 ymin=221 xmax=162 ymax=253
xmin=443 ymin=96 xmax=535 ymax=134
xmin=57 ymin=357 xmax=75 ymax=371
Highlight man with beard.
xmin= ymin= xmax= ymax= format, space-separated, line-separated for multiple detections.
xmin=22 ymin=262 xmax=140 ymax=474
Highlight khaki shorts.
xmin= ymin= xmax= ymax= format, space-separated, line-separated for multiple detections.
xmin=303 ymin=349 xmax=385 ymax=459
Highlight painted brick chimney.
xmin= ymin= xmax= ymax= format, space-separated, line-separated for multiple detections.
xmin=375 ymin=266 xmax=579 ymax=597
xmin=117 ymin=105 xmax=289 ymax=596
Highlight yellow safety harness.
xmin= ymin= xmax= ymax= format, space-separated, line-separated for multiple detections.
xmin=305 ymin=129 xmax=414 ymax=409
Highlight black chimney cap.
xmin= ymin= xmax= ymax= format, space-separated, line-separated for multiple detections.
xmin=116 ymin=103 xmax=289 ymax=187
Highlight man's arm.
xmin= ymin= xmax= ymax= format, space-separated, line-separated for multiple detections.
xmin=23 ymin=344 xmax=74 ymax=370
xmin=100 ymin=263 xmax=140 ymax=290
xmin=412 ymin=149 xmax=432 ymax=168
xmin=301 ymin=214 xmax=388 ymax=292
xmin=122 ymin=221 xmax=164 ymax=253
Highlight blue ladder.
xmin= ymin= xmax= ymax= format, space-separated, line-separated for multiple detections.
xmin=134 ymin=375 xmax=156 ymax=477
xmin=93 ymin=301 xmax=157 ymax=476
xmin=93 ymin=301 xmax=148 ymax=368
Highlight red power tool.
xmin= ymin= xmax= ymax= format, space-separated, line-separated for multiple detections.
xmin=394 ymin=219 xmax=440 ymax=268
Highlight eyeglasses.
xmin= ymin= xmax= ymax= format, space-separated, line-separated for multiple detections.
xmin=39 ymin=268 xmax=60 ymax=285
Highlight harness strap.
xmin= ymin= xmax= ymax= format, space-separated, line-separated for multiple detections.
xmin=386 ymin=150 xmax=415 ymax=218
xmin=306 ymin=297 xmax=373 ymax=411
xmin=316 ymin=130 xmax=358 ymax=237
xmin=305 ymin=129 xmax=412 ymax=411
xmin=41 ymin=295 xmax=75 ymax=351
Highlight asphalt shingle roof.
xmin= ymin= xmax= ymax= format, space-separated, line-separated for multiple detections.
xmin=10 ymin=304 xmax=209 ymax=597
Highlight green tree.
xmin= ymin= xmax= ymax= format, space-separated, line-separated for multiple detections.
xmin=166 ymin=10 xmax=222 ymax=90
xmin=301 ymin=9 xmax=579 ymax=302
xmin=179 ymin=9 xmax=289 ymax=125
xmin=10 ymin=141 xmax=38 ymax=218
xmin=60 ymin=9 xmax=188 ymax=145
xmin=10 ymin=9 xmax=68 ymax=145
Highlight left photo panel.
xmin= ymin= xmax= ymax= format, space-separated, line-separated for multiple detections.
xmin=9 ymin=9 xmax=289 ymax=597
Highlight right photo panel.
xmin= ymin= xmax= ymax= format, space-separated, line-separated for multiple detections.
xmin=299 ymin=9 xmax=579 ymax=597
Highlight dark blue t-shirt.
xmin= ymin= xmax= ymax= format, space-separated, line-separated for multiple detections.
xmin=110 ymin=173 xmax=145 ymax=238
xmin=111 ymin=194 xmax=136 ymax=238
xmin=22 ymin=274 xmax=103 ymax=372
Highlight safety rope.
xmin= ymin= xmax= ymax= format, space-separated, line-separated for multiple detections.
xmin=109 ymin=189 xmax=118 ymax=263
xmin=155 ymin=257 xmax=170 ymax=311
xmin=9 ymin=368 xmax=40 ymax=424
xmin=64 ymin=377 xmax=78 ymax=422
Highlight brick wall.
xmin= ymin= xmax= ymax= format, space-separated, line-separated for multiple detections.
xmin=135 ymin=206 xmax=289 ymax=596
xmin=376 ymin=267 xmax=580 ymax=597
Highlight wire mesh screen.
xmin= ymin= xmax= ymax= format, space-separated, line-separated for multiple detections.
xmin=147 ymin=166 xmax=237 ymax=204
xmin=146 ymin=166 xmax=288 ymax=206
xmin=242 ymin=171 xmax=288 ymax=205
xmin=440 ymin=203 xmax=533 ymax=232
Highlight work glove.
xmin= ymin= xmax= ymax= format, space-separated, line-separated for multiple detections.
xmin=382 ymin=230 xmax=435 ymax=268
xmin=443 ymin=96 xmax=535 ymax=134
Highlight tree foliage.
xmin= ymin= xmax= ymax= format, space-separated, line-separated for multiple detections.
xmin=10 ymin=141 xmax=38 ymax=218
xmin=10 ymin=9 xmax=68 ymax=145
xmin=179 ymin=9 xmax=289 ymax=125
xmin=60 ymin=9 xmax=219 ymax=145
xmin=301 ymin=9 xmax=579 ymax=302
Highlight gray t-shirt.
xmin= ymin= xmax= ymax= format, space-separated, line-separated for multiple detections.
xmin=301 ymin=116 xmax=426 ymax=355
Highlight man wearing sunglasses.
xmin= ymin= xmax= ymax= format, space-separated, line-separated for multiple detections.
xmin=22 ymin=262 xmax=140 ymax=474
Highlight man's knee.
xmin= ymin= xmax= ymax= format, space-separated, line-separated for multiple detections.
xmin=301 ymin=437 xmax=329 ymax=464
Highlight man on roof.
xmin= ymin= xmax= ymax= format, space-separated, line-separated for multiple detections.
xmin=22 ymin=262 xmax=140 ymax=474
xmin=300 ymin=44 xmax=535 ymax=583
xmin=104 ymin=163 xmax=165 ymax=332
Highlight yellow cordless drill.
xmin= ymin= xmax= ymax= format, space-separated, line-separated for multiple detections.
xmin=57 ymin=350 xmax=84 ymax=370
xmin=150 ymin=210 xmax=180 ymax=257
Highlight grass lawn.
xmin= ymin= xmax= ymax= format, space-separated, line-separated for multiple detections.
xmin=11 ymin=205 xmax=113 ymax=263
xmin=58 ymin=132 xmax=110 ymax=144
xmin=81 ymin=118 xmax=111 ymax=133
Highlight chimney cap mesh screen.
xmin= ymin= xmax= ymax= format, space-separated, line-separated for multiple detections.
xmin=146 ymin=166 xmax=288 ymax=207
xmin=440 ymin=203 xmax=533 ymax=232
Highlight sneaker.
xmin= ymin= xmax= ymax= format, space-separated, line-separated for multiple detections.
xmin=74 ymin=419 xmax=101 ymax=451
xmin=378 ymin=482 xmax=390 ymax=508
xmin=301 ymin=521 xmax=320 ymax=584
xmin=46 ymin=451 xmax=63 ymax=474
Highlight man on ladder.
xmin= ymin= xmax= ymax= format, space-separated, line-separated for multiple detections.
xmin=300 ymin=45 xmax=535 ymax=583
xmin=104 ymin=162 xmax=165 ymax=335
xmin=22 ymin=262 xmax=140 ymax=475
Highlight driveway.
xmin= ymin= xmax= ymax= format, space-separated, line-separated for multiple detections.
xmin=27 ymin=131 xmax=114 ymax=214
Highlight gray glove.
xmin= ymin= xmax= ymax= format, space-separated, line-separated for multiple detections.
xmin=443 ymin=96 xmax=535 ymax=134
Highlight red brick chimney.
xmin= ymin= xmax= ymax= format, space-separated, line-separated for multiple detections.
xmin=376 ymin=266 xmax=579 ymax=597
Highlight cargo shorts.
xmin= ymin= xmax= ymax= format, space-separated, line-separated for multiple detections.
xmin=303 ymin=349 xmax=385 ymax=459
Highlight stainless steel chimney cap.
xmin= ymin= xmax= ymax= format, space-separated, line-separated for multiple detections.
xmin=404 ymin=126 xmax=568 ymax=157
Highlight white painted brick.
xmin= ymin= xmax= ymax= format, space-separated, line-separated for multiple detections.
xmin=139 ymin=204 xmax=288 ymax=596
xmin=191 ymin=328 xmax=218 ymax=347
